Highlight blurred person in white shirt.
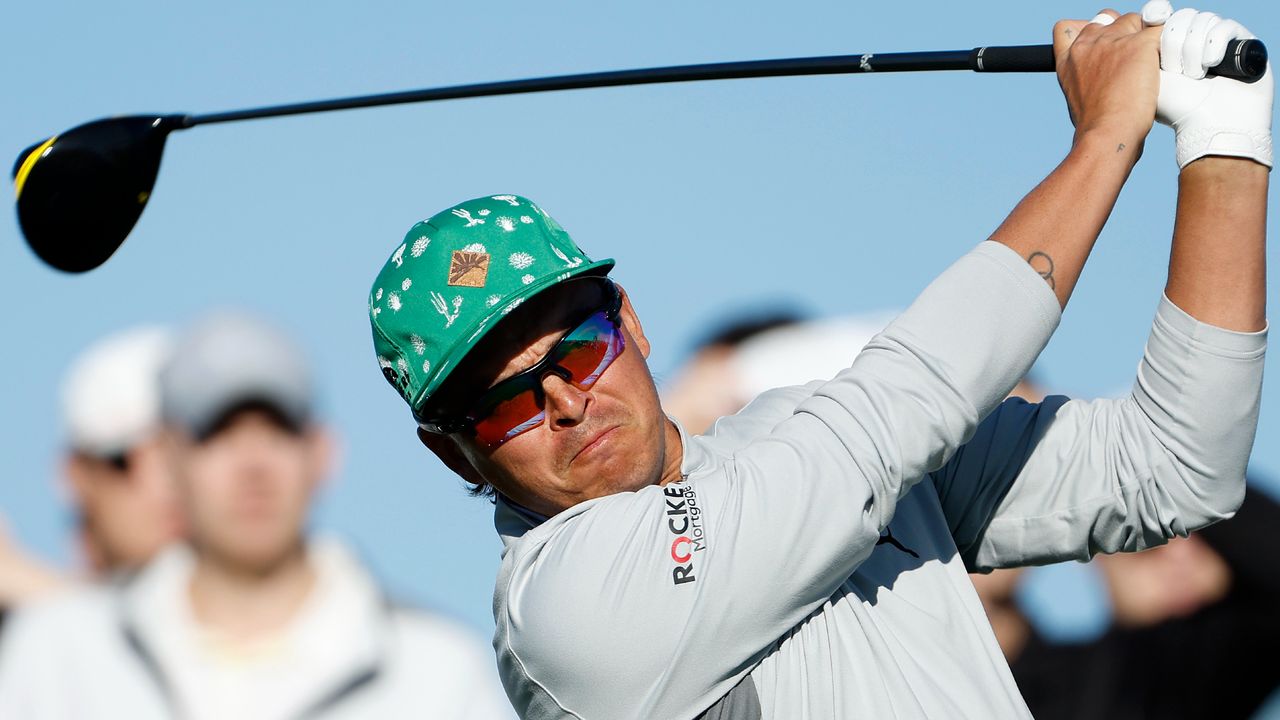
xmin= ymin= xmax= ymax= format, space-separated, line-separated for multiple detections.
xmin=0 ymin=327 xmax=182 ymax=626
xmin=0 ymin=311 xmax=513 ymax=720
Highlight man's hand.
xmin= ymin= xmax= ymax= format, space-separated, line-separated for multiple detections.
xmin=987 ymin=8 xmax=1164 ymax=308
xmin=1054 ymin=10 xmax=1163 ymax=154
xmin=1142 ymin=0 xmax=1274 ymax=168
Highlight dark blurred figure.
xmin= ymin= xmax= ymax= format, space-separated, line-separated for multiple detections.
xmin=0 ymin=327 xmax=182 ymax=629
xmin=0 ymin=312 xmax=513 ymax=719
xmin=973 ymin=370 xmax=1280 ymax=719
xmin=1003 ymin=484 xmax=1280 ymax=720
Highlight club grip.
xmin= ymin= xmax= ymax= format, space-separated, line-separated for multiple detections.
xmin=970 ymin=44 xmax=1056 ymax=73
xmin=1215 ymin=38 xmax=1269 ymax=82
xmin=970 ymin=39 xmax=1268 ymax=82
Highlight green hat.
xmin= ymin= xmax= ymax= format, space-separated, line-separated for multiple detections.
xmin=369 ymin=195 xmax=614 ymax=417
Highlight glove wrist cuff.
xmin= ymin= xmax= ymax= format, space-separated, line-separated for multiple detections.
xmin=1176 ymin=128 xmax=1273 ymax=169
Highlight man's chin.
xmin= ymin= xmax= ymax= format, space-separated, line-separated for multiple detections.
xmin=200 ymin=533 xmax=304 ymax=575
xmin=573 ymin=452 xmax=662 ymax=497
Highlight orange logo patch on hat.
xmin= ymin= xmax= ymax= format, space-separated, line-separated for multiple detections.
xmin=448 ymin=250 xmax=490 ymax=287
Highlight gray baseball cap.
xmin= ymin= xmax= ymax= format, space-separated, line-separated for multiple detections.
xmin=160 ymin=311 xmax=313 ymax=438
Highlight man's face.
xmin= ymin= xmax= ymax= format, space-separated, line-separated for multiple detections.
xmin=424 ymin=281 xmax=675 ymax=516
xmin=168 ymin=408 xmax=328 ymax=572
xmin=67 ymin=437 xmax=184 ymax=572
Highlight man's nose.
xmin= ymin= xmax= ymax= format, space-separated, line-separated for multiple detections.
xmin=541 ymin=373 xmax=591 ymax=429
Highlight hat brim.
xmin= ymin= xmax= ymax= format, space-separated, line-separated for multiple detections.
xmin=411 ymin=257 xmax=615 ymax=414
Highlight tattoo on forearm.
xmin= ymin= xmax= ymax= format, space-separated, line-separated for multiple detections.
xmin=1117 ymin=143 xmax=1126 ymax=153
xmin=1028 ymin=251 xmax=1056 ymax=290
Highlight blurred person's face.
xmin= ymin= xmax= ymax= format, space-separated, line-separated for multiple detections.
xmin=419 ymin=282 xmax=674 ymax=517
xmin=169 ymin=408 xmax=330 ymax=573
xmin=661 ymin=345 xmax=748 ymax=436
xmin=1098 ymin=534 xmax=1232 ymax=627
xmin=66 ymin=437 xmax=184 ymax=573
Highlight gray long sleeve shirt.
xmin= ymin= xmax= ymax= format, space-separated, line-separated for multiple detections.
xmin=491 ymin=242 xmax=1267 ymax=719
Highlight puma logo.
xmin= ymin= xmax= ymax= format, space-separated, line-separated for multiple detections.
xmin=876 ymin=527 xmax=919 ymax=558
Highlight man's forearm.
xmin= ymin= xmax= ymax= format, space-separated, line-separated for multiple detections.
xmin=989 ymin=131 xmax=1140 ymax=309
xmin=1165 ymin=158 xmax=1268 ymax=332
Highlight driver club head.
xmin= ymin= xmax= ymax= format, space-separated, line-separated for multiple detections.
xmin=13 ymin=115 xmax=184 ymax=273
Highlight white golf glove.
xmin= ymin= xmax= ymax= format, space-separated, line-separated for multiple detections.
xmin=1141 ymin=0 xmax=1273 ymax=168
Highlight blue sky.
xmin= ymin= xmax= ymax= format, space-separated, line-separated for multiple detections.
xmin=3 ymin=0 xmax=1277 ymax=638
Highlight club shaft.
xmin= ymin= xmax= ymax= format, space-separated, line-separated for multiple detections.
xmin=180 ymin=39 xmax=1265 ymax=128
xmin=184 ymin=49 xmax=974 ymax=128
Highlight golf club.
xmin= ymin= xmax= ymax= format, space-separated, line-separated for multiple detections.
xmin=13 ymin=40 xmax=1267 ymax=273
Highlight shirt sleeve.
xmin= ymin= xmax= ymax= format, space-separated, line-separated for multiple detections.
xmin=932 ymin=295 xmax=1267 ymax=572
xmin=497 ymin=242 xmax=1062 ymax=719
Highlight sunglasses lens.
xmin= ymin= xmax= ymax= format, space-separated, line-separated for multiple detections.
xmin=469 ymin=306 xmax=624 ymax=449
xmin=473 ymin=386 xmax=545 ymax=448
xmin=553 ymin=312 xmax=620 ymax=386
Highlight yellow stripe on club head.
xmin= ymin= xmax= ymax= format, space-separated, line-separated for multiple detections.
xmin=14 ymin=136 xmax=57 ymax=199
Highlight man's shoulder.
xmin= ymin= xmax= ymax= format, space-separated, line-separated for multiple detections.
xmin=688 ymin=381 xmax=825 ymax=465
xmin=492 ymin=483 xmax=690 ymax=641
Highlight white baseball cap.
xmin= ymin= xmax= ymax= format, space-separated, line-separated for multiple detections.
xmin=62 ymin=327 xmax=174 ymax=458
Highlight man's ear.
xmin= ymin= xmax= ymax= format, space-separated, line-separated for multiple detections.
xmin=304 ymin=426 xmax=339 ymax=493
xmin=416 ymin=427 xmax=489 ymax=490
xmin=615 ymin=284 xmax=651 ymax=358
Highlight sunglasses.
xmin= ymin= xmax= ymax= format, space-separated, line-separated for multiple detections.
xmin=419 ymin=281 xmax=625 ymax=449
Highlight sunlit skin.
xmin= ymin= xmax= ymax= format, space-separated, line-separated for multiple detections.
xmin=419 ymin=280 xmax=683 ymax=518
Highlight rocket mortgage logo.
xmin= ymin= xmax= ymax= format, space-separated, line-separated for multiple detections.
xmin=663 ymin=484 xmax=707 ymax=586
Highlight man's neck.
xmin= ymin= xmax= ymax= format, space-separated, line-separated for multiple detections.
xmin=187 ymin=543 xmax=317 ymax=642
xmin=657 ymin=418 xmax=685 ymax=486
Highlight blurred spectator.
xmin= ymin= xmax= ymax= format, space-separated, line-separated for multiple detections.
xmin=661 ymin=309 xmax=805 ymax=435
xmin=663 ymin=310 xmax=894 ymax=434
xmin=970 ymin=380 xmax=1280 ymax=718
xmin=988 ymin=484 xmax=1280 ymax=720
xmin=61 ymin=326 xmax=184 ymax=574
xmin=0 ymin=327 xmax=181 ymax=628
xmin=0 ymin=312 xmax=513 ymax=719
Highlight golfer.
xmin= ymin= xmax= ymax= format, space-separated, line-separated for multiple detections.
xmin=366 ymin=3 xmax=1270 ymax=717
